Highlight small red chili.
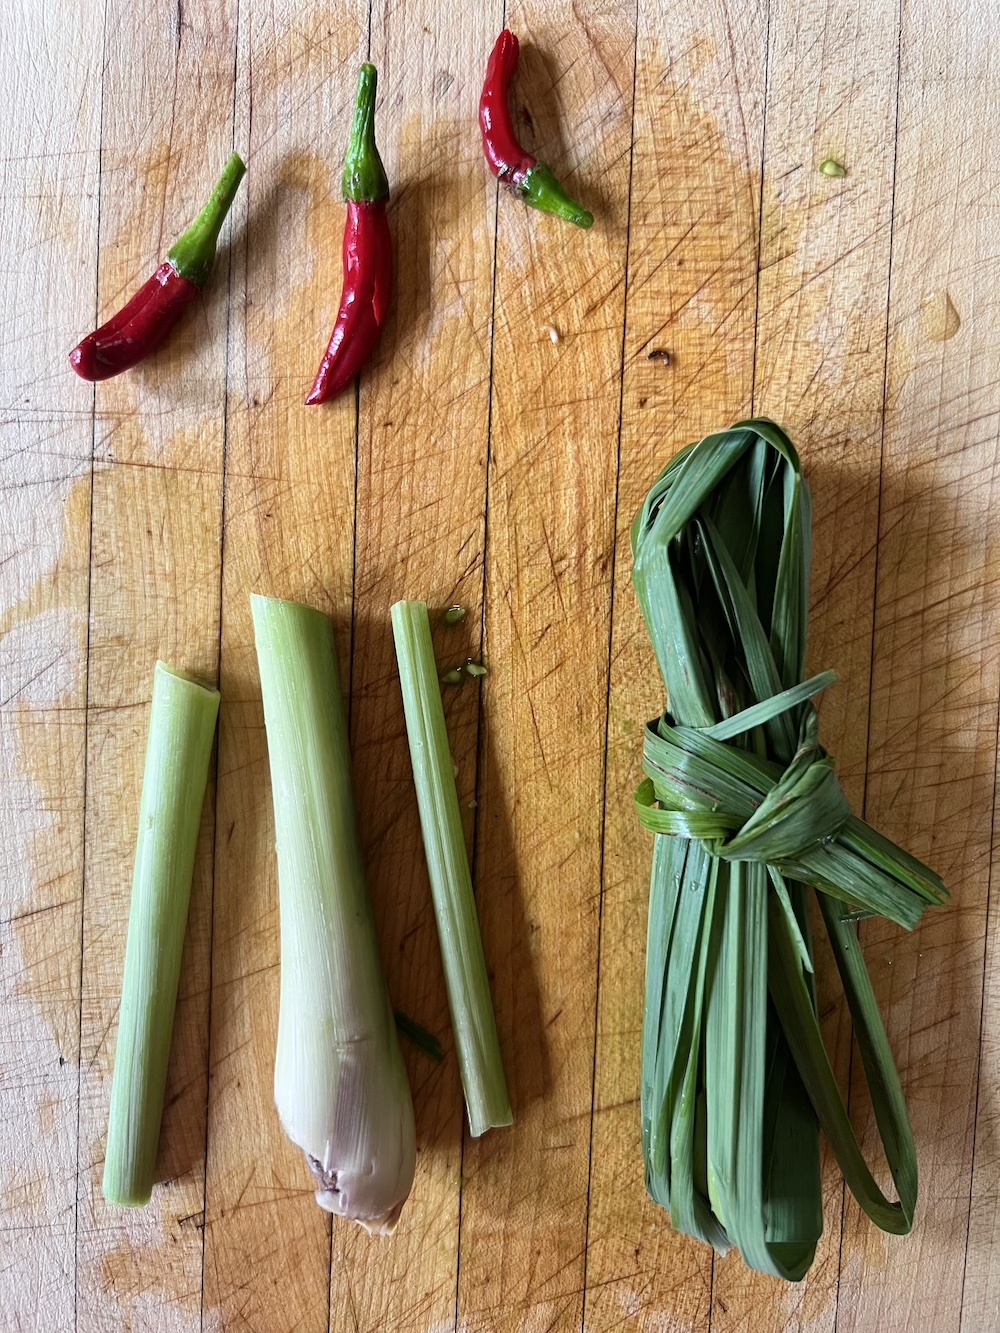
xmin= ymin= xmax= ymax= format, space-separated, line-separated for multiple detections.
xmin=479 ymin=30 xmax=593 ymax=230
xmin=69 ymin=153 xmax=246 ymax=381
xmin=306 ymin=64 xmax=392 ymax=405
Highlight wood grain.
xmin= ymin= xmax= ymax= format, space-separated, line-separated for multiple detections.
xmin=0 ymin=4 xmax=103 ymax=1331
xmin=937 ymin=13 xmax=1000 ymax=1328
xmin=837 ymin=2 xmax=1000 ymax=1331
xmin=1 ymin=2 xmax=998 ymax=1331
xmin=74 ymin=4 xmax=237 ymax=1330
xmin=454 ymin=6 xmax=634 ymax=1331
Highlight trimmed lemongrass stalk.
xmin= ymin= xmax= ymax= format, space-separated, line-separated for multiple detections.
xmin=251 ymin=595 xmax=415 ymax=1234
xmin=103 ymin=662 xmax=220 ymax=1207
xmin=390 ymin=600 xmax=512 ymax=1137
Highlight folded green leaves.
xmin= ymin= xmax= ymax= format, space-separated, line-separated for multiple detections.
xmin=632 ymin=419 xmax=946 ymax=1279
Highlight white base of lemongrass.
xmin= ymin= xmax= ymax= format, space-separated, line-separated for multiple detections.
xmin=287 ymin=1039 xmax=415 ymax=1235
xmin=274 ymin=976 xmax=415 ymax=1235
xmin=252 ymin=594 xmax=415 ymax=1235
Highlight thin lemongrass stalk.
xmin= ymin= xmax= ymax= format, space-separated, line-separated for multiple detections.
xmin=251 ymin=594 xmax=415 ymax=1234
xmin=103 ymin=662 xmax=219 ymax=1207
xmin=391 ymin=600 xmax=512 ymax=1137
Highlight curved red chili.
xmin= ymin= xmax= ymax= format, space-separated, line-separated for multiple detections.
xmin=479 ymin=30 xmax=593 ymax=230
xmin=69 ymin=153 xmax=246 ymax=382
xmin=307 ymin=64 xmax=392 ymax=405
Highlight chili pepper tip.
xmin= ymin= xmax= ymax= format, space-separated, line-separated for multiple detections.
xmin=68 ymin=342 xmax=97 ymax=379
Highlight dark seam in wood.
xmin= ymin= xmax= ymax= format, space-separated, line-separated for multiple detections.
xmin=578 ymin=2 xmax=640 ymax=1327
xmin=74 ymin=2 xmax=110 ymax=1326
xmin=748 ymin=0 xmax=772 ymax=420
xmin=461 ymin=1 xmax=509 ymax=1327
xmin=199 ymin=4 xmax=242 ymax=1330
xmin=834 ymin=0 xmax=904 ymax=1327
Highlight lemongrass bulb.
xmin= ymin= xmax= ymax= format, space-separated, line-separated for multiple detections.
xmin=252 ymin=594 xmax=415 ymax=1234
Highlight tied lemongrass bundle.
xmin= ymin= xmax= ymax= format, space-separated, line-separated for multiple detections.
xmin=631 ymin=420 xmax=947 ymax=1280
xmin=252 ymin=595 xmax=415 ymax=1235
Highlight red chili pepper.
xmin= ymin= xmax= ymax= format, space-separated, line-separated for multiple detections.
xmin=307 ymin=64 xmax=392 ymax=405
xmin=69 ymin=153 xmax=246 ymax=382
xmin=479 ymin=30 xmax=593 ymax=230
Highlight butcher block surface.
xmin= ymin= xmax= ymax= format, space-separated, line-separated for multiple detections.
xmin=2 ymin=0 xmax=999 ymax=1330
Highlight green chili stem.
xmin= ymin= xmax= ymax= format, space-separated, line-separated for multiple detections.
xmin=342 ymin=64 xmax=389 ymax=203
xmin=168 ymin=152 xmax=246 ymax=287
xmin=521 ymin=163 xmax=593 ymax=229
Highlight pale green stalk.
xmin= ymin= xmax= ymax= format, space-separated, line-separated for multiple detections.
xmin=103 ymin=662 xmax=219 ymax=1207
xmin=391 ymin=600 xmax=512 ymax=1137
xmin=252 ymin=595 xmax=415 ymax=1234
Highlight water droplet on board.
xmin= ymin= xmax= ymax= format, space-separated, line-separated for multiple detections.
xmin=920 ymin=290 xmax=961 ymax=342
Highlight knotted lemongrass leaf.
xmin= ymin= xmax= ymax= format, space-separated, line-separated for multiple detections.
xmin=632 ymin=419 xmax=946 ymax=1280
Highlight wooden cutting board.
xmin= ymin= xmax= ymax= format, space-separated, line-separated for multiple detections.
xmin=2 ymin=0 xmax=997 ymax=1330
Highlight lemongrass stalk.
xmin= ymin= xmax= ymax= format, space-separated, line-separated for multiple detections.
xmin=391 ymin=600 xmax=512 ymax=1137
xmin=251 ymin=595 xmax=415 ymax=1234
xmin=103 ymin=662 xmax=219 ymax=1207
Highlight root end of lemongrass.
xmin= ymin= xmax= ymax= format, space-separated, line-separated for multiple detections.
xmin=307 ymin=1153 xmax=405 ymax=1236
xmin=314 ymin=1187 xmax=405 ymax=1237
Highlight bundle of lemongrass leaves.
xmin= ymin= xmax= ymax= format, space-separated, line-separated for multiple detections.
xmin=631 ymin=419 xmax=947 ymax=1280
